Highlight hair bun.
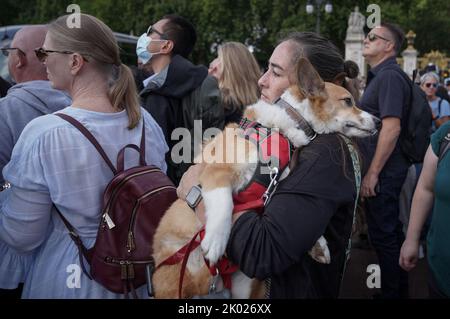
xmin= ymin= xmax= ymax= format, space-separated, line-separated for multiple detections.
xmin=344 ymin=60 xmax=359 ymax=79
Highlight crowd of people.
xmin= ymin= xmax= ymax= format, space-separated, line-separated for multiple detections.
xmin=0 ymin=13 xmax=449 ymax=299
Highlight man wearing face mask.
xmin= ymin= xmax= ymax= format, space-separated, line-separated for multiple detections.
xmin=137 ymin=14 xmax=224 ymax=185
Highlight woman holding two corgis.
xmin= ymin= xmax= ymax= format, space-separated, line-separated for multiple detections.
xmin=153 ymin=32 xmax=380 ymax=299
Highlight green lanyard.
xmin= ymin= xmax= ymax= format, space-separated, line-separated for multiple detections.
xmin=338 ymin=134 xmax=361 ymax=288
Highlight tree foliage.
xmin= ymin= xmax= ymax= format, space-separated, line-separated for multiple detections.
xmin=2 ymin=0 xmax=449 ymax=66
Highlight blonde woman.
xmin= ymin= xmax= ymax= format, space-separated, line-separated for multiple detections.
xmin=209 ymin=42 xmax=261 ymax=124
xmin=420 ymin=72 xmax=450 ymax=132
xmin=0 ymin=14 xmax=167 ymax=298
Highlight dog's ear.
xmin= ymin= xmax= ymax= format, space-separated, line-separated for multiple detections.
xmin=332 ymin=72 xmax=347 ymax=87
xmin=295 ymin=57 xmax=327 ymax=100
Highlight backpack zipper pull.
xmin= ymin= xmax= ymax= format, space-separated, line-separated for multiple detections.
xmin=103 ymin=213 xmax=116 ymax=229
xmin=127 ymin=232 xmax=136 ymax=253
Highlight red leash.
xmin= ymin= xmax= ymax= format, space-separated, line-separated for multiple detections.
xmin=156 ymin=228 xmax=203 ymax=299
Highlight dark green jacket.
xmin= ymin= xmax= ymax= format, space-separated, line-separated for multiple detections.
xmin=140 ymin=55 xmax=224 ymax=185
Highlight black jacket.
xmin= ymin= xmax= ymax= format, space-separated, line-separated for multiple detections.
xmin=226 ymin=134 xmax=357 ymax=298
xmin=140 ymin=55 xmax=224 ymax=185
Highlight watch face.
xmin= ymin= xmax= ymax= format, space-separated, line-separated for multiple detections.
xmin=186 ymin=186 xmax=202 ymax=208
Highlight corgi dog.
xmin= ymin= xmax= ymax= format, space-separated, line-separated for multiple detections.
xmin=151 ymin=58 xmax=379 ymax=299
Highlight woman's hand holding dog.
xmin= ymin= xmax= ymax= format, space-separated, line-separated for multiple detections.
xmin=177 ymin=164 xmax=204 ymax=200
xmin=178 ymin=164 xmax=248 ymax=226
xmin=178 ymin=164 xmax=207 ymax=224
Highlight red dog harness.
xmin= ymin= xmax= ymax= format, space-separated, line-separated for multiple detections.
xmin=232 ymin=118 xmax=292 ymax=213
xmin=157 ymin=118 xmax=292 ymax=298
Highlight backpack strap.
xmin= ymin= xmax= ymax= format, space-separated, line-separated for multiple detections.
xmin=437 ymin=98 xmax=443 ymax=119
xmin=53 ymin=204 xmax=93 ymax=280
xmin=53 ymin=113 xmax=147 ymax=287
xmin=380 ymin=65 xmax=413 ymax=105
xmin=139 ymin=118 xmax=146 ymax=160
xmin=55 ymin=113 xmax=117 ymax=174
xmin=116 ymin=121 xmax=147 ymax=172
xmin=379 ymin=65 xmax=417 ymax=150
xmin=53 ymin=113 xmax=118 ymax=281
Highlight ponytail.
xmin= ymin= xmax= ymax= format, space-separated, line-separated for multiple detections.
xmin=343 ymin=60 xmax=359 ymax=79
xmin=343 ymin=60 xmax=361 ymax=100
xmin=49 ymin=14 xmax=142 ymax=129
xmin=109 ymin=64 xmax=141 ymax=129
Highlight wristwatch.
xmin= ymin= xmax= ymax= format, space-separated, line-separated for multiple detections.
xmin=185 ymin=185 xmax=203 ymax=209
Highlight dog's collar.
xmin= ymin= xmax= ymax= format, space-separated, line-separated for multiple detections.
xmin=274 ymin=97 xmax=317 ymax=141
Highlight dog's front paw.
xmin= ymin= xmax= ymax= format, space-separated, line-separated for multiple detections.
xmin=201 ymin=187 xmax=233 ymax=264
xmin=201 ymin=230 xmax=229 ymax=265
xmin=308 ymin=236 xmax=331 ymax=264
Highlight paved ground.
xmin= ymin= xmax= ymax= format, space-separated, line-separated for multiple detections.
xmin=339 ymin=241 xmax=429 ymax=299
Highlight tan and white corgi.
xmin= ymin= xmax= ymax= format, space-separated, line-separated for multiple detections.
xmin=152 ymin=57 xmax=379 ymax=299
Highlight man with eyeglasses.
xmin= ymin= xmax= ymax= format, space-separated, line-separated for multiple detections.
xmin=0 ymin=25 xmax=71 ymax=298
xmin=137 ymin=15 xmax=224 ymax=186
xmin=358 ymin=22 xmax=411 ymax=299
xmin=0 ymin=25 xmax=71 ymax=183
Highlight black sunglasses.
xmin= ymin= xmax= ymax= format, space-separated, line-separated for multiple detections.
xmin=366 ymin=33 xmax=391 ymax=42
xmin=34 ymin=47 xmax=88 ymax=63
xmin=1 ymin=47 xmax=26 ymax=57
xmin=424 ymin=83 xmax=438 ymax=88
xmin=146 ymin=25 xmax=167 ymax=39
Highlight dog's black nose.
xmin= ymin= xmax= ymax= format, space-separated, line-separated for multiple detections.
xmin=373 ymin=116 xmax=382 ymax=130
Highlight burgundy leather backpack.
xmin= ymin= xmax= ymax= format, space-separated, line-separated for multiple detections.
xmin=54 ymin=113 xmax=177 ymax=298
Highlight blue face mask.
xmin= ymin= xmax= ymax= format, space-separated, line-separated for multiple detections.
xmin=136 ymin=33 xmax=166 ymax=65
xmin=136 ymin=33 xmax=151 ymax=65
